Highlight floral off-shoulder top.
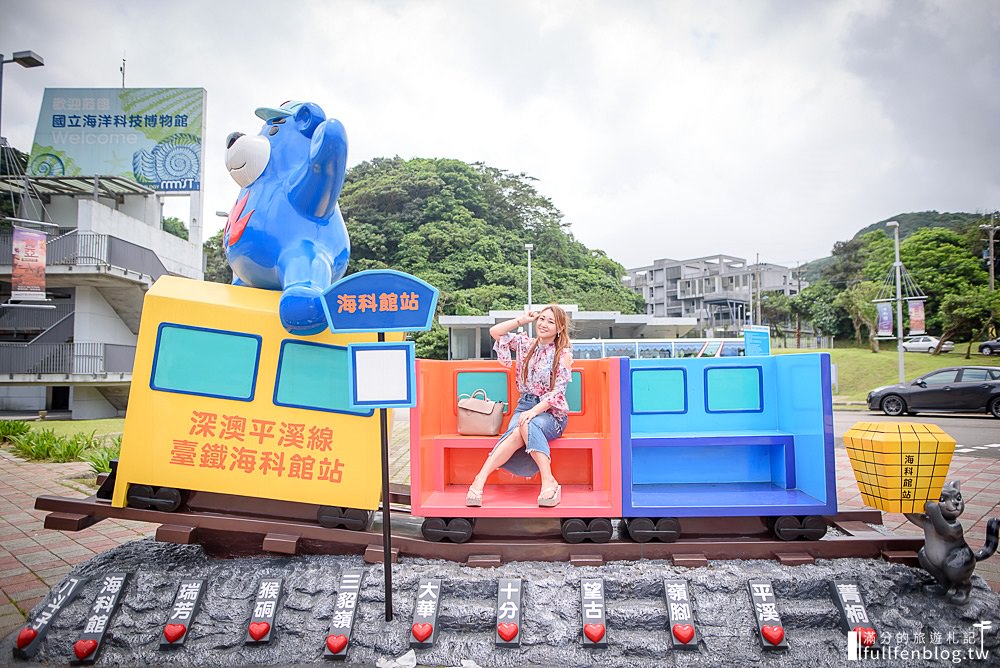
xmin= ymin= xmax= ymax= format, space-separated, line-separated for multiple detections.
xmin=494 ymin=331 xmax=573 ymax=420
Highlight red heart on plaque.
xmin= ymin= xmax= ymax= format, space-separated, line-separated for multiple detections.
xmin=583 ymin=623 xmax=605 ymax=642
xmin=411 ymin=623 xmax=433 ymax=642
xmin=672 ymin=623 xmax=695 ymax=644
xmin=497 ymin=622 xmax=519 ymax=641
xmin=853 ymin=626 xmax=877 ymax=647
xmin=15 ymin=627 xmax=37 ymax=649
xmin=761 ymin=625 xmax=784 ymax=645
xmin=164 ymin=623 xmax=187 ymax=643
xmin=326 ymin=634 xmax=348 ymax=653
xmin=74 ymin=639 xmax=98 ymax=660
xmin=248 ymin=621 xmax=270 ymax=641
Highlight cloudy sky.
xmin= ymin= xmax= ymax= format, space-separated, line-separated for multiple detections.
xmin=1 ymin=0 xmax=997 ymax=269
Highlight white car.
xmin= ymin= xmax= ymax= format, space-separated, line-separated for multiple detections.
xmin=900 ymin=335 xmax=954 ymax=353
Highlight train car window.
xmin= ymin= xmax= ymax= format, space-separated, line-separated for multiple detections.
xmin=638 ymin=342 xmax=673 ymax=358
xmin=704 ymin=366 xmax=763 ymax=413
xmin=571 ymin=343 xmax=603 ymax=360
xmin=151 ymin=324 xmax=261 ymax=401
xmin=456 ymin=371 xmax=510 ymax=411
xmin=720 ymin=341 xmax=745 ymax=357
xmin=566 ymin=370 xmax=583 ymax=413
xmin=604 ymin=342 xmax=638 ymax=358
xmin=630 ymin=368 xmax=687 ymax=413
xmin=674 ymin=342 xmax=703 ymax=358
xmin=700 ymin=341 xmax=722 ymax=357
xmin=273 ymin=341 xmax=373 ymax=415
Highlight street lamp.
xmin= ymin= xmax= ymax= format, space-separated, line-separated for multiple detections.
xmin=0 ymin=50 xmax=45 ymax=147
xmin=980 ymin=211 xmax=998 ymax=291
xmin=887 ymin=221 xmax=905 ymax=383
xmin=525 ymin=243 xmax=533 ymax=336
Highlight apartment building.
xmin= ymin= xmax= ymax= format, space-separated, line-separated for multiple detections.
xmin=625 ymin=254 xmax=804 ymax=337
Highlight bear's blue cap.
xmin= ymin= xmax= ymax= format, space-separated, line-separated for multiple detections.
xmin=254 ymin=101 xmax=305 ymax=121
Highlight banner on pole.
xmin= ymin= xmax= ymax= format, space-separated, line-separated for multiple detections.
xmin=907 ymin=300 xmax=925 ymax=336
xmin=876 ymin=302 xmax=893 ymax=337
xmin=11 ymin=227 xmax=47 ymax=301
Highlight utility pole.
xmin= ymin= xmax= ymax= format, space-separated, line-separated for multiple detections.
xmin=120 ymin=53 xmax=126 ymax=88
xmin=888 ymin=221 xmax=905 ymax=383
xmin=795 ymin=262 xmax=801 ymax=349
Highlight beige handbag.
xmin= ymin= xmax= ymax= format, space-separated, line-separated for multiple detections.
xmin=457 ymin=389 xmax=505 ymax=436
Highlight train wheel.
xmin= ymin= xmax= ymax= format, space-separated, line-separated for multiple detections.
xmin=588 ymin=518 xmax=613 ymax=543
xmin=342 ymin=508 xmax=373 ymax=531
xmin=624 ymin=517 xmax=655 ymax=543
xmin=317 ymin=506 xmax=344 ymax=528
xmin=771 ymin=516 xmax=801 ymax=540
xmin=446 ymin=518 xmax=474 ymax=544
xmin=421 ymin=518 xmax=474 ymax=543
xmin=152 ymin=487 xmax=185 ymax=512
xmin=125 ymin=484 xmax=154 ymax=510
xmin=655 ymin=517 xmax=681 ymax=542
xmin=798 ymin=515 xmax=828 ymax=541
xmin=421 ymin=518 xmax=448 ymax=542
xmin=560 ymin=518 xmax=589 ymax=544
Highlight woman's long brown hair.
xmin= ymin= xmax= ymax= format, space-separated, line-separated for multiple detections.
xmin=520 ymin=305 xmax=570 ymax=390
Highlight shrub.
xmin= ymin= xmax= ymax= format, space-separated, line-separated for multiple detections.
xmin=50 ymin=431 xmax=100 ymax=463
xmin=82 ymin=439 xmax=121 ymax=475
xmin=9 ymin=429 xmax=62 ymax=460
xmin=0 ymin=420 xmax=31 ymax=442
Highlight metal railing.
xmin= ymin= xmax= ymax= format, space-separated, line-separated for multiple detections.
xmin=0 ymin=229 xmax=169 ymax=281
xmin=0 ymin=342 xmax=135 ymax=375
xmin=0 ymin=302 xmax=73 ymax=332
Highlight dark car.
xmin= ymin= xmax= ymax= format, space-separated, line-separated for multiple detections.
xmin=867 ymin=366 xmax=1000 ymax=418
xmin=979 ymin=338 xmax=1000 ymax=356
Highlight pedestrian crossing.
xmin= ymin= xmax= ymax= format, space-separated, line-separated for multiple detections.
xmin=954 ymin=443 xmax=1000 ymax=454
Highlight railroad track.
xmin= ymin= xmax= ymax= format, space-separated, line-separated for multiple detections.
xmin=34 ymin=483 xmax=922 ymax=568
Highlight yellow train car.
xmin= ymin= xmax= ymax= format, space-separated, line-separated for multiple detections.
xmin=110 ymin=276 xmax=401 ymax=525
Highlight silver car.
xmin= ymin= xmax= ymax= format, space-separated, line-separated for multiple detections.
xmin=900 ymin=335 xmax=954 ymax=353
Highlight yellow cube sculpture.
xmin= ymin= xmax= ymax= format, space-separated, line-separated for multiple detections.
xmin=844 ymin=422 xmax=955 ymax=513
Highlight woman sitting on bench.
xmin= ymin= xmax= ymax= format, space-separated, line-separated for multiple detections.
xmin=466 ymin=304 xmax=573 ymax=508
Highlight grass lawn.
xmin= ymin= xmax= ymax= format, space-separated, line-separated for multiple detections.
xmin=28 ymin=418 xmax=124 ymax=439
xmin=776 ymin=345 xmax=996 ymax=401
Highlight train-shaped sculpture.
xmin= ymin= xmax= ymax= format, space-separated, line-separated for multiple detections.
xmin=103 ymin=276 xmax=836 ymax=547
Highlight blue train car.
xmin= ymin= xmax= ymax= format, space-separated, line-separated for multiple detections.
xmin=618 ymin=353 xmax=835 ymax=541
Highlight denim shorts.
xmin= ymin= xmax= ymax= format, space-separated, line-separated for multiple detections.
xmin=492 ymin=393 xmax=568 ymax=478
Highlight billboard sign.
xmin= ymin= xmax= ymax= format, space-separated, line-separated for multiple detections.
xmin=11 ymin=227 xmax=47 ymax=301
xmin=28 ymin=88 xmax=206 ymax=192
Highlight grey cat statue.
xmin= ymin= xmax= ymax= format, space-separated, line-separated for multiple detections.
xmin=905 ymin=480 xmax=1000 ymax=605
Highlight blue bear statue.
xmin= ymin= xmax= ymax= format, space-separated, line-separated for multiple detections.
xmin=222 ymin=101 xmax=350 ymax=335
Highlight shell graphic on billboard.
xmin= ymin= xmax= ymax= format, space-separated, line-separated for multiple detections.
xmin=132 ymin=133 xmax=201 ymax=190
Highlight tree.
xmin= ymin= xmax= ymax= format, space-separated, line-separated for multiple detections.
xmin=937 ymin=288 xmax=1000 ymax=358
xmin=793 ymin=280 xmax=849 ymax=338
xmin=759 ymin=292 xmax=793 ymax=344
xmin=834 ymin=281 xmax=881 ymax=352
xmin=161 ymin=216 xmax=189 ymax=240
xmin=202 ymin=228 xmax=232 ymax=284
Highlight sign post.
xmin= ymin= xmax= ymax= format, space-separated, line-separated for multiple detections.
xmin=322 ymin=270 xmax=438 ymax=621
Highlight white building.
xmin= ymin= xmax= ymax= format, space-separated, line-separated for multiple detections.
xmin=625 ymin=254 xmax=805 ymax=338
xmin=0 ymin=175 xmax=203 ymax=417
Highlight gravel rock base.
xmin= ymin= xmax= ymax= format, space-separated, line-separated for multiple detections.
xmin=4 ymin=539 xmax=999 ymax=667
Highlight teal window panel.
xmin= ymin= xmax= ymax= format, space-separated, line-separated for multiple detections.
xmin=566 ymin=370 xmax=583 ymax=413
xmin=705 ymin=366 xmax=763 ymax=413
xmin=456 ymin=371 xmax=509 ymax=409
xmin=274 ymin=341 xmax=372 ymax=415
xmin=151 ymin=324 xmax=260 ymax=401
xmin=631 ymin=368 xmax=687 ymax=413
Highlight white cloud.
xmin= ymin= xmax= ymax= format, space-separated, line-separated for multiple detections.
xmin=1 ymin=0 xmax=995 ymax=270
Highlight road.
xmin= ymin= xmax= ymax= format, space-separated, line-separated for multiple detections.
xmin=834 ymin=409 xmax=1000 ymax=459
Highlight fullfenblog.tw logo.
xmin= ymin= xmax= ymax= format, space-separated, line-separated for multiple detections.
xmin=848 ymin=621 xmax=993 ymax=663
